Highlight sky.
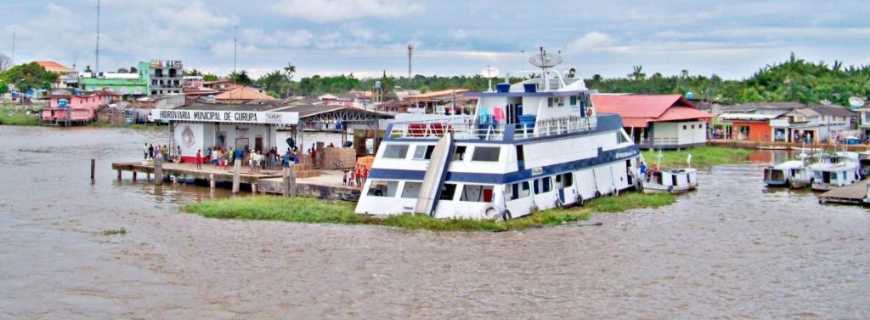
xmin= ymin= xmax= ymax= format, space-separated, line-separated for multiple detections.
xmin=2 ymin=0 xmax=870 ymax=80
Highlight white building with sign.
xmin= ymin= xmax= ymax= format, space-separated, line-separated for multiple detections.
xmin=151 ymin=103 xmax=299 ymax=162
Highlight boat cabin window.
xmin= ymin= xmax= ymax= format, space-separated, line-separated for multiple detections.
xmin=367 ymin=180 xmax=399 ymax=197
xmin=509 ymin=181 xmax=531 ymax=200
xmin=472 ymin=146 xmax=501 ymax=162
xmin=617 ymin=131 xmax=629 ymax=144
xmin=570 ymin=95 xmax=577 ymax=106
xmin=460 ymin=184 xmax=494 ymax=202
xmin=401 ymin=182 xmax=423 ymax=199
xmin=555 ymin=173 xmax=573 ymax=188
xmin=412 ymin=145 xmax=435 ymax=160
xmin=516 ymin=145 xmax=525 ymax=161
xmin=383 ymin=144 xmax=409 ymax=159
xmin=439 ymin=183 xmax=458 ymax=200
xmin=533 ymin=177 xmax=552 ymax=193
xmin=453 ymin=146 xmax=467 ymax=161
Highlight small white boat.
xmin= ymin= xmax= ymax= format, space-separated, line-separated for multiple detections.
xmin=639 ymin=151 xmax=698 ymax=193
xmin=641 ymin=168 xmax=698 ymax=193
xmin=808 ymin=152 xmax=861 ymax=191
xmin=763 ymin=151 xmax=812 ymax=188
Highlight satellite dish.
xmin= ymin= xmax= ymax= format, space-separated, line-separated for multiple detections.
xmin=480 ymin=66 xmax=500 ymax=78
xmin=529 ymin=50 xmax=563 ymax=69
xmin=849 ymin=96 xmax=865 ymax=108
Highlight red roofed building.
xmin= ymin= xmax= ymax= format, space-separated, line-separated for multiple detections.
xmin=591 ymin=94 xmax=712 ymax=149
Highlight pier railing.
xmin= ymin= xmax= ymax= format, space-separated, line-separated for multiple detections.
xmin=386 ymin=115 xmax=598 ymax=141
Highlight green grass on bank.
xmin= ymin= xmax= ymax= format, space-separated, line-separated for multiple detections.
xmin=0 ymin=106 xmax=40 ymax=126
xmin=182 ymin=192 xmax=676 ymax=232
xmin=641 ymin=145 xmax=750 ymax=169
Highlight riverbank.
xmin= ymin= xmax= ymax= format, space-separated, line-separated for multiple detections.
xmin=182 ymin=192 xmax=676 ymax=232
xmin=641 ymin=145 xmax=751 ymax=169
xmin=0 ymin=106 xmax=40 ymax=126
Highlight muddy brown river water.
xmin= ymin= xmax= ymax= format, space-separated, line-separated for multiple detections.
xmin=0 ymin=125 xmax=868 ymax=319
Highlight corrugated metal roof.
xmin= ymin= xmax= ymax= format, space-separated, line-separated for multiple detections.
xmin=591 ymin=94 xmax=708 ymax=127
xmin=214 ymin=86 xmax=276 ymax=101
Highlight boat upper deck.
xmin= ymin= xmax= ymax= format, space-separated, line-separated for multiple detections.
xmin=385 ymin=113 xmax=623 ymax=143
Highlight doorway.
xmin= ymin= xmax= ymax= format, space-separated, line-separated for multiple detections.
xmin=255 ymin=136 xmax=264 ymax=152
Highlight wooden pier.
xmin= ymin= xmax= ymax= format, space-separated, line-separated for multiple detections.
xmin=111 ymin=161 xmax=361 ymax=199
xmin=710 ymin=139 xmax=870 ymax=151
xmin=818 ymin=180 xmax=870 ymax=205
xmin=111 ymin=161 xmax=284 ymax=193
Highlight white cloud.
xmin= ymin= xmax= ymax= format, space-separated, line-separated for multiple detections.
xmin=569 ymin=32 xmax=616 ymax=51
xmin=272 ymin=0 xmax=423 ymax=23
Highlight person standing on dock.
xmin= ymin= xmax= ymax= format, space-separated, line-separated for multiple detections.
xmin=143 ymin=143 xmax=149 ymax=160
xmin=148 ymin=144 xmax=154 ymax=160
xmin=195 ymin=149 xmax=203 ymax=169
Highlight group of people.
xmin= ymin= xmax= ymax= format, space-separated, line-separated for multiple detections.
xmin=184 ymin=145 xmax=303 ymax=172
xmin=144 ymin=143 xmax=182 ymax=162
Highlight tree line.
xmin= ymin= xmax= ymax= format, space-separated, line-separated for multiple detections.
xmin=244 ymin=54 xmax=870 ymax=106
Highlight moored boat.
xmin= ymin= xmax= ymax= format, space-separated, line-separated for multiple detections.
xmin=808 ymin=152 xmax=860 ymax=191
xmin=355 ymin=49 xmax=643 ymax=220
xmin=640 ymin=168 xmax=698 ymax=193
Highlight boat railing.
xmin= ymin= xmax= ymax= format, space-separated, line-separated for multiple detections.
xmin=387 ymin=115 xmax=598 ymax=141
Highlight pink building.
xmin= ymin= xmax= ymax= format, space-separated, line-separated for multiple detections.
xmin=42 ymin=91 xmax=119 ymax=124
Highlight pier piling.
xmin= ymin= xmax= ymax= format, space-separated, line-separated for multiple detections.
xmin=232 ymin=160 xmax=241 ymax=194
xmin=90 ymin=159 xmax=95 ymax=183
xmin=154 ymin=158 xmax=163 ymax=185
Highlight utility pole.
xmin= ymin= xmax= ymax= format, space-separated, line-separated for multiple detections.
xmin=233 ymin=36 xmax=238 ymax=74
xmin=10 ymin=30 xmax=15 ymax=65
xmin=407 ymin=44 xmax=413 ymax=79
xmin=95 ymin=0 xmax=101 ymax=74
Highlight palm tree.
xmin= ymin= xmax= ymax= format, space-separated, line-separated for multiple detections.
xmin=629 ymin=65 xmax=646 ymax=81
xmin=283 ymin=63 xmax=296 ymax=97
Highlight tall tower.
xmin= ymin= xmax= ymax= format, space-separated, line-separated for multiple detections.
xmin=407 ymin=44 xmax=413 ymax=78
xmin=10 ymin=31 xmax=15 ymax=65
xmin=95 ymin=0 xmax=101 ymax=74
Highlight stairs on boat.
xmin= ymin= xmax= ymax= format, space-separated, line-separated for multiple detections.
xmin=414 ymin=133 xmax=454 ymax=216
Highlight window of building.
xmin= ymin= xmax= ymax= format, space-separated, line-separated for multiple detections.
xmin=548 ymin=97 xmax=554 ymax=107
xmin=367 ymin=180 xmax=399 ymax=197
xmin=558 ymin=97 xmax=565 ymax=107
xmin=453 ymin=146 xmax=467 ymax=161
xmin=439 ymin=183 xmax=457 ymax=200
xmin=383 ymin=144 xmax=409 ymax=159
xmin=471 ymin=146 xmax=500 ymax=162
xmin=460 ymin=184 xmax=494 ymax=202
xmin=412 ymin=145 xmax=435 ymax=160
xmin=683 ymin=125 xmax=688 ymax=130
xmin=570 ymin=95 xmax=578 ymax=106
xmin=401 ymin=182 xmax=423 ymax=199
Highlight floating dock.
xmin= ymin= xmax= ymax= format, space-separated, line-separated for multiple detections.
xmin=818 ymin=180 xmax=870 ymax=205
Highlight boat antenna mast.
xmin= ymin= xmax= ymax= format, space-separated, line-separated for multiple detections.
xmin=528 ymin=47 xmax=562 ymax=91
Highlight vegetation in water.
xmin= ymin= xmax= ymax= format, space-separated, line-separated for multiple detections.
xmin=99 ymin=227 xmax=127 ymax=236
xmin=0 ymin=105 xmax=40 ymax=126
xmin=641 ymin=146 xmax=750 ymax=169
xmin=182 ymin=192 xmax=676 ymax=232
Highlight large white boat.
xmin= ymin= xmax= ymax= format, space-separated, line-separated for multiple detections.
xmin=808 ymin=152 xmax=861 ymax=191
xmin=355 ymin=49 xmax=643 ymax=220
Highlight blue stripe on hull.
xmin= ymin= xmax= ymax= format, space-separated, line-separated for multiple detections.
xmin=369 ymin=145 xmax=639 ymax=184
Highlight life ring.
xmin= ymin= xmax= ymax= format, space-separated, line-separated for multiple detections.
xmin=667 ymin=185 xmax=674 ymax=192
xmin=501 ymin=210 xmax=513 ymax=221
xmin=482 ymin=206 xmax=500 ymax=220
